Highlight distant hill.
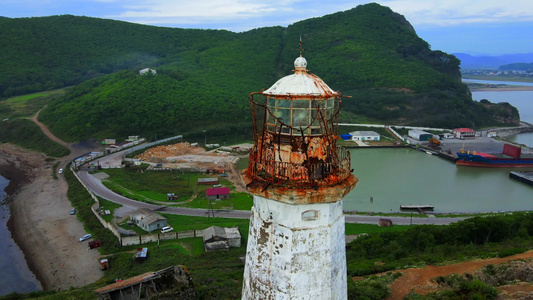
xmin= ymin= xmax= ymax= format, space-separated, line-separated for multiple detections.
xmin=455 ymin=53 xmax=533 ymax=69
xmin=499 ymin=63 xmax=533 ymax=71
xmin=0 ymin=4 xmax=519 ymax=141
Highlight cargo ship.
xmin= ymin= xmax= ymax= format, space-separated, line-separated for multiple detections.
xmin=456 ymin=144 xmax=533 ymax=167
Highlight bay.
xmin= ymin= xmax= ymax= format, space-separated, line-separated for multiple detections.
xmin=0 ymin=176 xmax=41 ymax=296
xmin=471 ymin=88 xmax=533 ymax=148
xmin=343 ymin=148 xmax=533 ymax=214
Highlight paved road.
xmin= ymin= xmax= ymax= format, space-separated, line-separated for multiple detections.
xmin=77 ymin=170 xmax=467 ymax=225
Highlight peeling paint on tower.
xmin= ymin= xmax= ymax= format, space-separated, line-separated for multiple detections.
xmin=241 ymin=44 xmax=358 ymax=299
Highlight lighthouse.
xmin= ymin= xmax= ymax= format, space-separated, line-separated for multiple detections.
xmin=241 ymin=48 xmax=358 ymax=299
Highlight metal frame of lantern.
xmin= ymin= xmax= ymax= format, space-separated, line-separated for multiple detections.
xmin=247 ymin=91 xmax=352 ymax=188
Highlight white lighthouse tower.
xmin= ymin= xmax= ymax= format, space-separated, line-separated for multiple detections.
xmin=241 ymin=48 xmax=358 ymax=299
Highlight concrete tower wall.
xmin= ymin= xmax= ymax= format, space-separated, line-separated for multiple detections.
xmin=242 ymin=195 xmax=347 ymax=299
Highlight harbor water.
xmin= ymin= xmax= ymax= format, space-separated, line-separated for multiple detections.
xmin=0 ymin=176 xmax=41 ymax=296
xmin=344 ymin=147 xmax=533 ymax=214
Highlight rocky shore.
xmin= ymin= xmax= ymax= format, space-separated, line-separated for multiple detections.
xmin=0 ymin=143 xmax=102 ymax=291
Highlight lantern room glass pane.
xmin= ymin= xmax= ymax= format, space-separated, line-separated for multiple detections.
xmin=277 ymin=98 xmax=291 ymax=108
xmin=292 ymin=100 xmax=309 ymax=109
xmin=278 ymin=108 xmax=290 ymax=124
xmin=292 ymin=109 xmax=309 ymax=127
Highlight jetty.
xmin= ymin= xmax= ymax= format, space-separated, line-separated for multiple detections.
xmin=509 ymin=171 xmax=533 ymax=186
xmin=400 ymin=204 xmax=434 ymax=210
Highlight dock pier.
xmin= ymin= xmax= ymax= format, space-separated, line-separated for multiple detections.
xmin=509 ymin=171 xmax=533 ymax=186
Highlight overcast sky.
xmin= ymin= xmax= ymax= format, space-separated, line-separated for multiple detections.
xmin=2 ymin=0 xmax=532 ymax=55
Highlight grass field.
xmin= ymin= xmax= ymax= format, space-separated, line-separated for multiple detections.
xmin=97 ymin=168 xmax=253 ymax=210
xmin=1 ymin=88 xmax=66 ymax=119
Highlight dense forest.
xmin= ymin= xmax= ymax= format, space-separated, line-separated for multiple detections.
xmin=0 ymin=4 xmax=519 ymax=141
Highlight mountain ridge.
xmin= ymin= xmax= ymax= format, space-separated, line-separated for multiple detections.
xmin=0 ymin=4 xmax=519 ymax=141
xmin=454 ymin=52 xmax=533 ymax=69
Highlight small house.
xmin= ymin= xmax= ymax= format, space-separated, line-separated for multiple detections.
xmin=453 ymin=128 xmax=476 ymax=139
xmin=202 ymin=226 xmax=241 ymax=251
xmin=139 ymin=68 xmax=156 ymax=75
xmin=206 ymin=187 xmax=230 ymax=201
xmin=349 ymin=131 xmax=380 ymax=141
xmin=130 ymin=208 xmax=167 ymax=233
xmin=408 ymin=130 xmax=432 ymax=141
xmin=202 ymin=226 xmax=229 ymax=251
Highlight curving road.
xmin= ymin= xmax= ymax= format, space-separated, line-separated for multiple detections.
xmin=77 ymin=170 xmax=467 ymax=225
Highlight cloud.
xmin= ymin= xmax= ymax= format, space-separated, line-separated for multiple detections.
xmin=382 ymin=0 xmax=533 ymax=26
xmin=110 ymin=0 xmax=278 ymax=22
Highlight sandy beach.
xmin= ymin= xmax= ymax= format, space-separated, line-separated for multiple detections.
xmin=1 ymin=139 xmax=103 ymax=291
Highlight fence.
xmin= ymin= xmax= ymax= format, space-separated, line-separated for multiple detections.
xmin=124 ymin=135 xmax=183 ymax=156
xmin=105 ymin=138 xmax=146 ymax=154
xmin=121 ymin=230 xmax=203 ymax=246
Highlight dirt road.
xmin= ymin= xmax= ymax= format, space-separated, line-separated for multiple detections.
xmin=385 ymin=250 xmax=533 ymax=299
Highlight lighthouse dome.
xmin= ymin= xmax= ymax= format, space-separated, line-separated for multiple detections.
xmin=263 ymin=56 xmax=338 ymax=97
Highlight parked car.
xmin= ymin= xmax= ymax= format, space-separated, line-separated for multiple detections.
xmin=161 ymin=226 xmax=173 ymax=233
xmin=89 ymin=239 xmax=102 ymax=249
xmin=58 ymin=168 xmax=63 ymax=174
xmin=70 ymin=208 xmax=76 ymax=215
xmin=79 ymin=234 xmax=92 ymax=242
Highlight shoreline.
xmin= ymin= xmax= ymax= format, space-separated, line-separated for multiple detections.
xmin=468 ymin=86 xmax=533 ymax=92
xmin=0 ymin=145 xmax=47 ymax=290
xmin=0 ymin=143 xmax=102 ymax=292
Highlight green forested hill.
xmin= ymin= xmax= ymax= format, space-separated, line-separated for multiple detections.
xmin=0 ymin=4 xmax=518 ymax=141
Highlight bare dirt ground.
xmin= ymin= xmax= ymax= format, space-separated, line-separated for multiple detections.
xmin=381 ymin=250 xmax=533 ymax=299
xmin=1 ymin=109 xmax=103 ymax=291
xmin=134 ymin=142 xmax=249 ymax=193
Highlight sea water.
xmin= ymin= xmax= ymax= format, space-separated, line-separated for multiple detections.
xmin=466 ymin=78 xmax=533 ymax=147
xmin=0 ymin=176 xmax=41 ymax=296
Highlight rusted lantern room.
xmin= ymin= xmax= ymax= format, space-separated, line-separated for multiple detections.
xmin=244 ymin=54 xmax=357 ymax=203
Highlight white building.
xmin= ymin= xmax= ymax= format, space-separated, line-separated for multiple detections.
xmin=350 ymin=130 xmax=380 ymax=141
xmin=138 ymin=68 xmax=156 ymax=75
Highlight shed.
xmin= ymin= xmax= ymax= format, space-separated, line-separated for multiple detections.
xmin=440 ymin=132 xmax=454 ymax=139
xmin=206 ymin=187 xmax=230 ymax=200
xmin=198 ymin=178 xmax=219 ymax=185
xmin=202 ymin=226 xmax=241 ymax=251
xmin=224 ymin=227 xmax=242 ymax=248
xmin=202 ymin=226 xmax=229 ymax=251
xmin=408 ymin=130 xmax=432 ymax=141
xmin=130 ymin=208 xmax=167 ymax=233
xmin=349 ymin=131 xmax=380 ymax=141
